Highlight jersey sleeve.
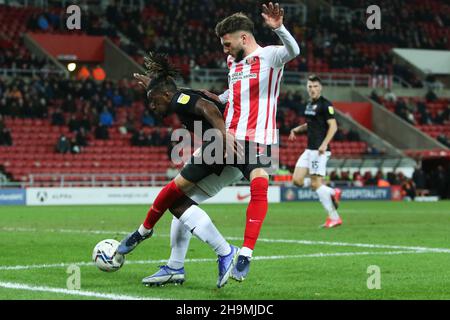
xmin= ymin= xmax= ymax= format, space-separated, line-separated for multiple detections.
xmin=323 ymin=102 xmax=336 ymax=120
xmin=171 ymin=91 xmax=201 ymax=116
xmin=264 ymin=25 xmax=300 ymax=68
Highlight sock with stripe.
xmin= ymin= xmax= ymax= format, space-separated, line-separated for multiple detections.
xmin=141 ymin=180 xmax=185 ymax=232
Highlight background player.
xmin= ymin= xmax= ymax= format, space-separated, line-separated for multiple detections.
xmin=289 ymin=75 xmax=342 ymax=228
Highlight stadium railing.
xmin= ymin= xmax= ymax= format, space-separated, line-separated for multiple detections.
xmin=0 ymin=68 xmax=66 ymax=77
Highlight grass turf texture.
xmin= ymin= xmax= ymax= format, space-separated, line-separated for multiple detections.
xmin=0 ymin=201 xmax=449 ymax=300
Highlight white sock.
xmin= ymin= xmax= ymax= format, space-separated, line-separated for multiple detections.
xmin=178 ymin=205 xmax=231 ymax=257
xmin=138 ymin=224 xmax=152 ymax=236
xmin=316 ymin=185 xmax=340 ymax=220
xmin=239 ymin=246 xmax=253 ymax=258
xmin=303 ymin=177 xmax=311 ymax=188
xmin=323 ymin=184 xmax=336 ymax=196
xmin=167 ymin=217 xmax=192 ymax=270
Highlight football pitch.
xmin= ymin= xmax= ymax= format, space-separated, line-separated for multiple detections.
xmin=0 ymin=201 xmax=449 ymax=300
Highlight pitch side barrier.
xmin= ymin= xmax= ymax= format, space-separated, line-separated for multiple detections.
xmin=280 ymin=186 xmax=403 ymax=202
xmin=0 ymin=189 xmax=26 ymax=205
xmin=22 ymin=186 xmax=281 ymax=206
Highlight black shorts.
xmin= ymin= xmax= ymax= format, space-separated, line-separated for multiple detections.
xmin=180 ymin=140 xmax=272 ymax=182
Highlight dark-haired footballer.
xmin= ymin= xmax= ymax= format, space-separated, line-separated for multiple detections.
xmin=117 ymin=52 xmax=242 ymax=289
xmin=289 ymin=75 xmax=342 ymax=228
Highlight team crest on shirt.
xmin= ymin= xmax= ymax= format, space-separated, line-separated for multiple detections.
xmin=328 ymin=106 xmax=335 ymax=115
xmin=245 ymin=56 xmax=259 ymax=65
xmin=177 ymin=93 xmax=190 ymax=105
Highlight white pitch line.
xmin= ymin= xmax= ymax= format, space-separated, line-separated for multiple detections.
xmin=227 ymin=237 xmax=450 ymax=253
xmin=2 ymin=226 xmax=450 ymax=253
xmin=0 ymin=281 xmax=163 ymax=300
xmin=0 ymin=250 xmax=438 ymax=272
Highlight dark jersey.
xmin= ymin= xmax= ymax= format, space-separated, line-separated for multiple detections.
xmin=168 ymin=89 xmax=225 ymax=133
xmin=304 ymin=96 xmax=335 ymax=150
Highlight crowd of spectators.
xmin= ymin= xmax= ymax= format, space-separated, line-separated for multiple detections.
xmin=0 ymin=115 xmax=12 ymax=146
xmin=131 ymin=128 xmax=171 ymax=147
xmin=326 ymin=163 xmax=450 ymax=199
xmin=371 ymin=89 xmax=450 ymax=127
xmin=2 ymin=0 xmax=447 ymax=88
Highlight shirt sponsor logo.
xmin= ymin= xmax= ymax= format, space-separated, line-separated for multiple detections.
xmin=230 ymin=71 xmax=258 ymax=84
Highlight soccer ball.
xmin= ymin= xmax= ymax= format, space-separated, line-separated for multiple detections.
xmin=92 ymin=239 xmax=125 ymax=272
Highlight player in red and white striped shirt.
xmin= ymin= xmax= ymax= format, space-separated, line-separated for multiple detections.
xmin=202 ymin=2 xmax=300 ymax=280
xmin=126 ymin=3 xmax=300 ymax=285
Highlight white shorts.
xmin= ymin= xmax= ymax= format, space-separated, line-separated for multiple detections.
xmin=184 ymin=166 xmax=244 ymax=203
xmin=295 ymin=149 xmax=331 ymax=176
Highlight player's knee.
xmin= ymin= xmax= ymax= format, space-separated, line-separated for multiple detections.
xmin=293 ymin=176 xmax=304 ymax=187
xmin=311 ymin=179 xmax=322 ymax=191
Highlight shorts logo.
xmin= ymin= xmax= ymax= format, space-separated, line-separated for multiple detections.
xmin=177 ymin=93 xmax=191 ymax=105
xmin=328 ymin=106 xmax=335 ymax=115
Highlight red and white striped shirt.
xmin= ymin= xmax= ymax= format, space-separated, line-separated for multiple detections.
xmin=222 ymin=25 xmax=300 ymax=145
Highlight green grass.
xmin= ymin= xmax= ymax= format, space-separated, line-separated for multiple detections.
xmin=1 ymin=201 xmax=450 ymax=300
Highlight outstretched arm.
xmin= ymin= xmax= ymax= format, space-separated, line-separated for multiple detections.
xmin=262 ymin=2 xmax=300 ymax=66
xmin=194 ymin=98 xmax=243 ymax=158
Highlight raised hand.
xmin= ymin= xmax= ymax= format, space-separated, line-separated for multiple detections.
xmin=262 ymin=2 xmax=284 ymax=29
xmin=288 ymin=130 xmax=296 ymax=141
xmin=133 ymin=73 xmax=151 ymax=90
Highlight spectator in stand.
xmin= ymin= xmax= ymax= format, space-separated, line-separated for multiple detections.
xmin=55 ymin=134 xmax=70 ymax=154
xmin=99 ymin=107 xmax=114 ymax=127
xmin=80 ymin=114 xmax=92 ymax=132
xmin=95 ymin=123 xmax=109 ymax=140
xmin=70 ymin=137 xmax=81 ymax=154
xmin=425 ymin=89 xmax=438 ymax=102
xmin=340 ymin=171 xmax=351 ymax=182
xmin=402 ymin=179 xmax=416 ymax=201
xmin=119 ymin=114 xmax=136 ymax=135
xmin=333 ymin=128 xmax=346 ymax=141
xmin=51 ymin=107 xmax=65 ymax=126
xmin=363 ymin=171 xmax=377 ymax=185
xmin=376 ymin=170 xmax=391 ymax=187
xmin=68 ymin=115 xmax=81 ymax=132
xmin=149 ymin=128 xmax=162 ymax=146
xmin=384 ymin=88 xmax=397 ymax=103
xmin=346 ymin=129 xmax=360 ymax=141
xmin=142 ymin=110 xmax=155 ymax=127
xmin=412 ymin=164 xmax=427 ymax=196
xmin=329 ymin=170 xmax=340 ymax=182
xmin=437 ymin=134 xmax=450 ymax=148
xmin=75 ymin=127 xmax=88 ymax=147
xmin=370 ymin=89 xmax=382 ymax=104
xmin=131 ymin=129 xmax=147 ymax=146
xmin=0 ymin=114 xmax=5 ymax=132
xmin=112 ymin=89 xmax=123 ymax=107
xmin=0 ymin=128 xmax=13 ymax=146
xmin=387 ymin=171 xmax=399 ymax=185
xmin=353 ymin=172 xmax=364 ymax=187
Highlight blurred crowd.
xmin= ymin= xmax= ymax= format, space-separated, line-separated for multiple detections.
xmin=1 ymin=0 xmax=447 ymax=89
xmin=327 ymin=164 xmax=450 ymax=199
